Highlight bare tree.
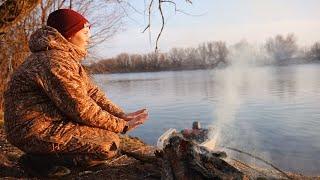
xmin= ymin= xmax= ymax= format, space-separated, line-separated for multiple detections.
xmin=198 ymin=41 xmax=228 ymax=67
xmin=309 ymin=42 xmax=320 ymax=60
xmin=212 ymin=41 xmax=228 ymax=65
xmin=168 ymin=48 xmax=184 ymax=68
xmin=265 ymin=33 xmax=298 ymax=61
xmin=88 ymin=40 xmax=229 ymax=74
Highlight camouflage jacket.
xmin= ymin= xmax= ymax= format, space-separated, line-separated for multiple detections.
xmin=4 ymin=26 xmax=127 ymax=145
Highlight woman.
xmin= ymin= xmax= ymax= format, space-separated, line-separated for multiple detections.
xmin=4 ymin=9 xmax=148 ymax=167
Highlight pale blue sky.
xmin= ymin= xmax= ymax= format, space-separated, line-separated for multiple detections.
xmin=93 ymin=0 xmax=320 ymax=59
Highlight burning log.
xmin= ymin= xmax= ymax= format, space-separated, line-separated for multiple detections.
xmin=156 ymin=134 xmax=245 ymax=179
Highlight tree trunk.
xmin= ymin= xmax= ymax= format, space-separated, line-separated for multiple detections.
xmin=0 ymin=0 xmax=40 ymax=36
xmin=0 ymin=0 xmax=40 ymax=120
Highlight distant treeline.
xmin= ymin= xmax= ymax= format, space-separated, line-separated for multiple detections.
xmin=87 ymin=34 xmax=320 ymax=74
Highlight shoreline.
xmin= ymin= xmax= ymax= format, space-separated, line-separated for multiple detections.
xmin=87 ymin=59 xmax=320 ymax=75
xmin=0 ymin=126 xmax=319 ymax=179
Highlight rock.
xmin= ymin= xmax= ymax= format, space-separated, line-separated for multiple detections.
xmin=47 ymin=166 xmax=71 ymax=177
xmin=78 ymin=170 xmax=93 ymax=176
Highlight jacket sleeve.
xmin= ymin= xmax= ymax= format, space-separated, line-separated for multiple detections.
xmin=42 ymin=58 xmax=127 ymax=133
xmin=87 ymin=79 xmax=125 ymax=118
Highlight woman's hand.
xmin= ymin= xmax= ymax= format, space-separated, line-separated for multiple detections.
xmin=126 ymin=112 xmax=149 ymax=131
xmin=122 ymin=108 xmax=147 ymax=121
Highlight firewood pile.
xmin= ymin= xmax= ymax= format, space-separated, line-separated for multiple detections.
xmin=155 ymin=133 xmax=246 ymax=180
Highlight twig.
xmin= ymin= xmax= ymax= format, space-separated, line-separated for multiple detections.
xmin=117 ymin=0 xmax=143 ymax=15
xmin=155 ymin=0 xmax=165 ymax=52
xmin=224 ymin=146 xmax=292 ymax=179
xmin=140 ymin=0 xmax=195 ymax=52
xmin=142 ymin=0 xmax=154 ymax=33
xmin=161 ymin=0 xmax=206 ymax=17
xmin=142 ymin=0 xmax=153 ymax=47
xmin=108 ymin=154 xmax=126 ymax=164
xmin=116 ymin=0 xmax=142 ymax=26
xmin=160 ymin=0 xmax=177 ymax=11
xmin=230 ymin=158 xmax=269 ymax=177
xmin=176 ymin=9 xmax=207 ymax=17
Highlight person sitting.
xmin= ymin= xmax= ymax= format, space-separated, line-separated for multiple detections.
xmin=4 ymin=8 xmax=148 ymax=173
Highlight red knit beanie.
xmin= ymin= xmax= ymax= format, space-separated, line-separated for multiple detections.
xmin=47 ymin=9 xmax=89 ymax=39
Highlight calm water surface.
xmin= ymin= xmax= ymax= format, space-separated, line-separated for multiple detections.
xmin=93 ymin=63 xmax=320 ymax=175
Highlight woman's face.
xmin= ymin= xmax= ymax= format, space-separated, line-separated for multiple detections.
xmin=68 ymin=23 xmax=91 ymax=51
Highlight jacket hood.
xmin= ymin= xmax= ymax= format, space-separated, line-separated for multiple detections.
xmin=29 ymin=26 xmax=87 ymax=60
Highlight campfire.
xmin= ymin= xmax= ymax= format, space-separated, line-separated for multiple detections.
xmin=155 ymin=121 xmax=245 ymax=179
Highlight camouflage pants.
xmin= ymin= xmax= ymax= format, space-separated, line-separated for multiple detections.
xmin=15 ymin=120 xmax=120 ymax=166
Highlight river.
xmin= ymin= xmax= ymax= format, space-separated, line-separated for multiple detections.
xmin=93 ymin=63 xmax=320 ymax=175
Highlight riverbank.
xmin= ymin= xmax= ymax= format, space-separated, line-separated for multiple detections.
xmin=86 ymin=57 xmax=320 ymax=75
xmin=0 ymin=127 xmax=162 ymax=179
xmin=0 ymin=126 xmax=318 ymax=179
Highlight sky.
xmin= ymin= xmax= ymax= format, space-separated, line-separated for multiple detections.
xmin=92 ymin=0 xmax=320 ymax=59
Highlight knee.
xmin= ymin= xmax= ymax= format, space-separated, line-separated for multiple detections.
xmin=98 ymin=135 xmax=120 ymax=159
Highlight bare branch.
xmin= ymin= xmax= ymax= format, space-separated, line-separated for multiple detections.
xmin=116 ymin=0 xmax=143 ymax=15
xmin=142 ymin=24 xmax=149 ymax=33
xmin=142 ymin=0 xmax=153 ymax=33
xmin=40 ymin=0 xmax=53 ymax=25
xmin=155 ymin=0 xmax=164 ymax=52
xmin=160 ymin=0 xmax=176 ymax=11
xmin=142 ymin=0 xmax=154 ymax=47
xmin=58 ymin=0 xmax=67 ymax=9
xmin=161 ymin=0 xmax=204 ymax=17
xmin=76 ymin=0 xmax=94 ymax=15
xmin=176 ymin=9 xmax=206 ymax=17
xmin=141 ymin=0 xmax=194 ymax=52
xmin=116 ymin=0 xmax=141 ymax=26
